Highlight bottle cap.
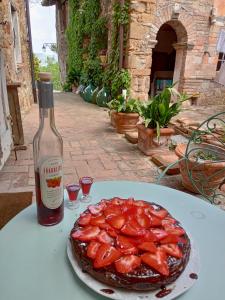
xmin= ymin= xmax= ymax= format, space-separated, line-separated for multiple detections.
xmin=37 ymin=72 xmax=53 ymax=108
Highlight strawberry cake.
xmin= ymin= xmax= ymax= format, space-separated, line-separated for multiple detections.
xmin=70 ymin=197 xmax=191 ymax=291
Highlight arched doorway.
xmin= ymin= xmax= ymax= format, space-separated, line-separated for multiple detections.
xmin=150 ymin=24 xmax=177 ymax=96
xmin=149 ymin=21 xmax=188 ymax=97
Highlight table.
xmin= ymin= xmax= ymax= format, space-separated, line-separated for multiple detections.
xmin=0 ymin=181 xmax=225 ymax=300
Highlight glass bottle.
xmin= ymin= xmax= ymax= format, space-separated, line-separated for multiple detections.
xmin=33 ymin=72 xmax=64 ymax=226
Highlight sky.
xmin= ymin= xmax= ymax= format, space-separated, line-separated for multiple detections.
xmin=29 ymin=1 xmax=56 ymax=55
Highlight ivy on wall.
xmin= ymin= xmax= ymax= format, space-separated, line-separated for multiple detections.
xmin=104 ymin=0 xmax=131 ymax=98
xmin=65 ymin=0 xmax=107 ymax=90
xmin=65 ymin=0 xmax=131 ymax=97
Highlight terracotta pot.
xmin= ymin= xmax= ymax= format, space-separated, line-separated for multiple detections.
xmin=137 ymin=124 xmax=175 ymax=156
xmin=110 ymin=110 xmax=116 ymax=128
xmin=175 ymin=143 xmax=225 ymax=195
xmin=114 ymin=112 xmax=139 ymax=134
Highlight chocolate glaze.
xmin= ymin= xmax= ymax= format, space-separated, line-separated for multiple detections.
xmin=155 ymin=287 xmax=172 ymax=298
xmin=70 ymin=200 xmax=191 ymax=291
xmin=189 ymin=273 xmax=198 ymax=280
xmin=100 ymin=289 xmax=115 ymax=294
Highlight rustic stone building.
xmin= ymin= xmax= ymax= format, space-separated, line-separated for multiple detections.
xmin=44 ymin=0 xmax=225 ymax=105
xmin=0 ymin=0 xmax=34 ymax=169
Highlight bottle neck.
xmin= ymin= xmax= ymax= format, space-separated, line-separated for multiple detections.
xmin=39 ymin=107 xmax=56 ymax=129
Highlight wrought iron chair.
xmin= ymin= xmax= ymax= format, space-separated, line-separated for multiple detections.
xmin=157 ymin=112 xmax=225 ymax=205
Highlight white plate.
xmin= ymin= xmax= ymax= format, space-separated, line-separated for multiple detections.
xmin=67 ymin=238 xmax=200 ymax=300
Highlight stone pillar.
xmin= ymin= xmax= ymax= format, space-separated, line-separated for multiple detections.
xmin=127 ymin=39 xmax=157 ymax=101
xmin=172 ymin=42 xmax=188 ymax=91
xmin=125 ymin=0 xmax=157 ymax=101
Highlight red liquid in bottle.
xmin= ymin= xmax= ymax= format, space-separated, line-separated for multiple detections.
xmin=80 ymin=177 xmax=93 ymax=195
xmin=35 ymin=171 xmax=64 ymax=226
xmin=66 ymin=184 xmax=80 ymax=201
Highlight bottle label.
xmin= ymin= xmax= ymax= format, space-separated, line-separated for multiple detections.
xmin=40 ymin=157 xmax=63 ymax=209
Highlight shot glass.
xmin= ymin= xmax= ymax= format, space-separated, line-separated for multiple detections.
xmin=79 ymin=176 xmax=93 ymax=203
xmin=66 ymin=184 xmax=80 ymax=209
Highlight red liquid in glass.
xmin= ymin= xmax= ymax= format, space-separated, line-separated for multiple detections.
xmin=66 ymin=184 xmax=80 ymax=201
xmin=80 ymin=177 xmax=93 ymax=195
xmin=35 ymin=171 xmax=64 ymax=226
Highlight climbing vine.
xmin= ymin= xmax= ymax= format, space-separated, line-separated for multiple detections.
xmin=65 ymin=0 xmax=107 ymax=90
xmin=104 ymin=0 xmax=131 ymax=97
xmin=65 ymin=0 xmax=131 ymax=96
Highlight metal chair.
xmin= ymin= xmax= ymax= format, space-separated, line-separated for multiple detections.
xmin=157 ymin=112 xmax=225 ymax=205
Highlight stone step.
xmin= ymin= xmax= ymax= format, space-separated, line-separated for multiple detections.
xmin=125 ymin=131 xmax=138 ymax=144
xmin=151 ymin=151 xmax=180 ymax=175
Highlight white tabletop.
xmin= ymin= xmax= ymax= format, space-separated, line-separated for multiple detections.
xmin=0 ymin=181 xmax=225 ymax=300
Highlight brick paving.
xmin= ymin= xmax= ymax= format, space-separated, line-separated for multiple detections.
xmin=0 ymin=92 xmax=224 ymax=205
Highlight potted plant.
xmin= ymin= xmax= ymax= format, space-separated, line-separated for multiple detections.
xmin=175 ymin=143 xmax=225 ymax=195
xmin=138 ymin=86 xmax=189 ymax=155
xmin=108 ymin=95 xmax=140 ymax=134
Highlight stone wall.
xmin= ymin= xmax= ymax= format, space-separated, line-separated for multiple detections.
xmin=126 ymin=0 xmax=225 ymax=105
xmin=0 ymin=0 xmax=33 ymax=115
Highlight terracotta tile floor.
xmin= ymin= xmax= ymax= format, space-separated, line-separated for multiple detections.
xmin=0 ymin=92 xmax=224 ymax=206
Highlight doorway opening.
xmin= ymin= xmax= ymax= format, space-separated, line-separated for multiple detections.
xmin=150 ymin=24 xmax=177 ymax=96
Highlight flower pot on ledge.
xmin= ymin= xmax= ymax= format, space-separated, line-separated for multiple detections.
xmin=175 ymin=143 xmax=225 ymax=195
xmin=115 ymin=112 xmax=139 ymax=134
xmin=137 ymin=124 xmax=175 ymax=156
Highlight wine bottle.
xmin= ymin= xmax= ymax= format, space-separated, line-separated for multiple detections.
xmin=33 ymin=72 xmax=64 ymax=226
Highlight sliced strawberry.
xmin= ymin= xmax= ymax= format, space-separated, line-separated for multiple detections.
xmin=88 ymin=204 xmax=104 ymax=215
xmin=104 ymin=205 xmax=122 ymax=218
xmin=136 ymin=213 xmax=151 ymax=228
xmin=132 ymin=230 xmax=157 ymax=245
xmin=116 ymin=235 xmax=138 ymax=254
xmin=133 ymin=200 xmax=149 ymax=207
xmin=141 ymin=249 xmax=169 ymax=276
xmin=116 ymin=235 xmax=134 ymax=249
xmin=161 ymin=244 xmax=183 ymax=259
xmin=97 ymin=230 xmax=114 ymax=245
xmin=106 ymin=214 xmax=126 ymax=230
xmin=138 ymin=242 xmax=157 ymax=253
xmin=164 ymin=224 xmax=185 ymax=236
xmin=122 ymin=205 xmax=139 ymax=218
xmin=78 ymin=213 xmax=91 ymax=226
xmin=120 ymin=246 xmax=138 ymax=255
xmin=115 ymin=255 xmax=141 ymax=274
xmin=150 ymin=229 xmax=168 ymax=241
xmin=94 ymin=244 xmax=121 ymax=268
xmin=162 ymin=217 xmax=176 ymax=227
xmin=126 ymin=197 xmax=135 ymax=205
xmin=87 ymin=241 xmax=101 ymax=259
xmin=90 ymin=215 xmax=106 ymax=226
xmin=121 ymin=219 xmax=146 ymax=237
xmin=160 ymin=234 xmax=181 ymax=244
xmin=71 ymin=226 xmax=100 ymax=242
xmin=148 ymin=207 xmax=168 ymax=220
xmin=99 ymin=223 xmax=118 ymax=238
xmin=150 ymin=215 xmax=162 ymax=227
xmin=111 ymin=197 xmax=125 ymax=205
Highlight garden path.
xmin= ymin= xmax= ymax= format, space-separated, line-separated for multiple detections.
xmin=0 ymin=92 xmax=224 ymax=207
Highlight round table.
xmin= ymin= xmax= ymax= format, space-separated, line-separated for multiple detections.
xmin=0 ymin=181 xmax=225 ymax=300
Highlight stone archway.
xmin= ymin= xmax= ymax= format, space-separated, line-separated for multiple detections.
xmin=127 ymin=3 xmax=195 ymax=101
xmin=150 ymin=23 xmax=177 ymax=96
xmin=150 ymin=20 xmax=188 ymax=96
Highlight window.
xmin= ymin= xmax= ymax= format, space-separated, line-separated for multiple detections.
xmin=216 ymin=52 xmax=225 ymax=71
xmin=10 ymin=5 xmax=22 ymax=66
